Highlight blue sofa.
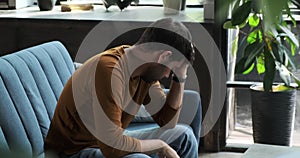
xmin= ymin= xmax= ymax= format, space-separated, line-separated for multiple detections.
xmin=0 ymin=41 xmax=201 ymax=157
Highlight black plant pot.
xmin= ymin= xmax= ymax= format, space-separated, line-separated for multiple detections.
xmin=38 ymin=0 xmax=56 ymax=11
xmin=251 ymin=85 xmax=296 ymax=146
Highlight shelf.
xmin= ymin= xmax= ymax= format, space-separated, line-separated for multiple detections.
xmin=0 ymin=5 xmax=204 ymax=23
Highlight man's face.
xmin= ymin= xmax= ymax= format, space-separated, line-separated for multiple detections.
xmin=141 ymin=59 xmax=186 ymax=83
xmin=140 ymin=63 xmax=170 ymax=83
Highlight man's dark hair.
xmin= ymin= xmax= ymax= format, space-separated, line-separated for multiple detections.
xmin=136 ymin=18 xmax=195 ymax=64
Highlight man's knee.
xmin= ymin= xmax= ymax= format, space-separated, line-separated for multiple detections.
xmin=175 ymin=124 xmax=197 ymax=142
xmin=181 ymin=126 xmax=197 ymax=144
xmin=170 ymin=125 xmax=198 ymax=149
xmin=170 ymin=125 xmax=198 ymax=158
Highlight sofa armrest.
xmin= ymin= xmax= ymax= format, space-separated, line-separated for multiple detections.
xmin=178 ymin=90 xmax=202 ymax=144
xmin=74 ymin=62 xmax=83 ymax=70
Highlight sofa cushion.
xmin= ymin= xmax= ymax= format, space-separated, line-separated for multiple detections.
xmin=0 ymin=126 xmax=9 ymax=153
xmin=0 ymin=41 xmax=75 ymax=157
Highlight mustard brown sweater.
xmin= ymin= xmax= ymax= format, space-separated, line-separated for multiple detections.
xmin=45 ymin=46 xmax=179 ymax=158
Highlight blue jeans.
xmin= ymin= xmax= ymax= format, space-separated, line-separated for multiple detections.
xmin=59 ymin=124 xmax=198 ymax=158
xmin=59 ymin=148 xmax=151 ymax=158
xmin=126 ymin=124 xmax=198 ymax=158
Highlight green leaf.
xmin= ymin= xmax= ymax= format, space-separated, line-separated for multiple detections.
xmin=276 ymin=62 xmax=292 ymax=86
xmin=223 ymin=21 xmax=236 ymax=29
xmin=243 ymin=63 xmax=255 ymax=75
xmin=231 ymin=1 xmax=252 ymax=26
xmin=235 ymin=57 xmax=247 ymax=74
xmin=278 ymin=25 xmax=299 ymax=48
xmin=244 ymin=41 xmax=264 ymax=68
xmin=239 ymin=36 xmax=249 ymax=52
xmin=231 ymin=32 xmax=239 ymax=56
xmin=270 ymin=27 xmax=279 ymax=39
xmin=263 ymin=49 xmax=276 ymax=92
xmin=291 ymin=0 xmax=300 ymax=8
xmin=247 ymin=29 xmax=262 ymax=44
xmin=262 ymin=0 xmax=289 ymax=30
xmin=291 ymin=42 xmax=296 ymax=56
xmin=238 ymin=20 xmax=248 ymax=28
xmin=278 ymin=44 xmax=289 ymax=66
xmin=286 ymin=3 xmax=297 ymax=27
xmin=235 ymin=57 xmax=255 ymax=74
xmin=291 ymin=73 xmax=300 ymax=88
xmin=256 ymin=55 xmax=265 ymax=74
xmin=249 ymin=14 xmax=260 ymax=27
xmin=273 ymin=43 xmax=283 ymax=63
xmin=280 ymin=45 xmax=297 ymax=70
xmin=273 ymin=85 xmax=293 ymax=91
xmin=286 ymin=37 xmax=297 ymax=56
xmin=247 ymin=31 xmax=256 ymax=44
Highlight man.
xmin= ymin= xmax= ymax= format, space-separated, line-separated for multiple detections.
xmin=45 ymin=18 xmax=198 ymax=158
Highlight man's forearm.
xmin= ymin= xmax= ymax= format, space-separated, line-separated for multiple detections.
xmin=151 ymin=75 xmax=186 ymax=128
xmin=161 ymin=79 xmax=185 ymax=128
xmin=165 ymin=79 xmax=185 ymax=110
xmin=140 ymin=139 xmax=165 ymax=154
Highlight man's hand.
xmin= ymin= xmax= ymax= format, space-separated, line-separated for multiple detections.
xmin=172 ymin=59 xmax=189 ymax=79
xmin=158 ymin=143 xmax=180 ymax=158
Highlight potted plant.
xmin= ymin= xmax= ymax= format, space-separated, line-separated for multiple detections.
xmin=223 ymin=0 xmax=300 ymax=146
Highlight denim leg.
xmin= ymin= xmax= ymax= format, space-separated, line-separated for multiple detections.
xmin=190 ymin=101 xmax=202 ymax=145
xmin=59 ymin=148 xmax=103 ymax=158
xmin=58 ymin=125 xmax=198 ymax=158
xmin=58 ymin=148 xmax=151 ymax=158
xmin=125 ymin=124 xmax=198 ymax=158
xmin=122 ymin=153 xmax=151 ymax=158
xmin=168 ymin=127 xmax=198 ymax=158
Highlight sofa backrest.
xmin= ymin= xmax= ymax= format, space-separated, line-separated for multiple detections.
xmin=0 ymin=41 xmax=75 ymax=157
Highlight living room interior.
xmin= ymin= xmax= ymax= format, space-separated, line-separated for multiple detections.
xmin=1 ymin=0 xmax=300 ymax=158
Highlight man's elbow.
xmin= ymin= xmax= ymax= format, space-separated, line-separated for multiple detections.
xmin=154 ymin=116 xmax=178 ymax=129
